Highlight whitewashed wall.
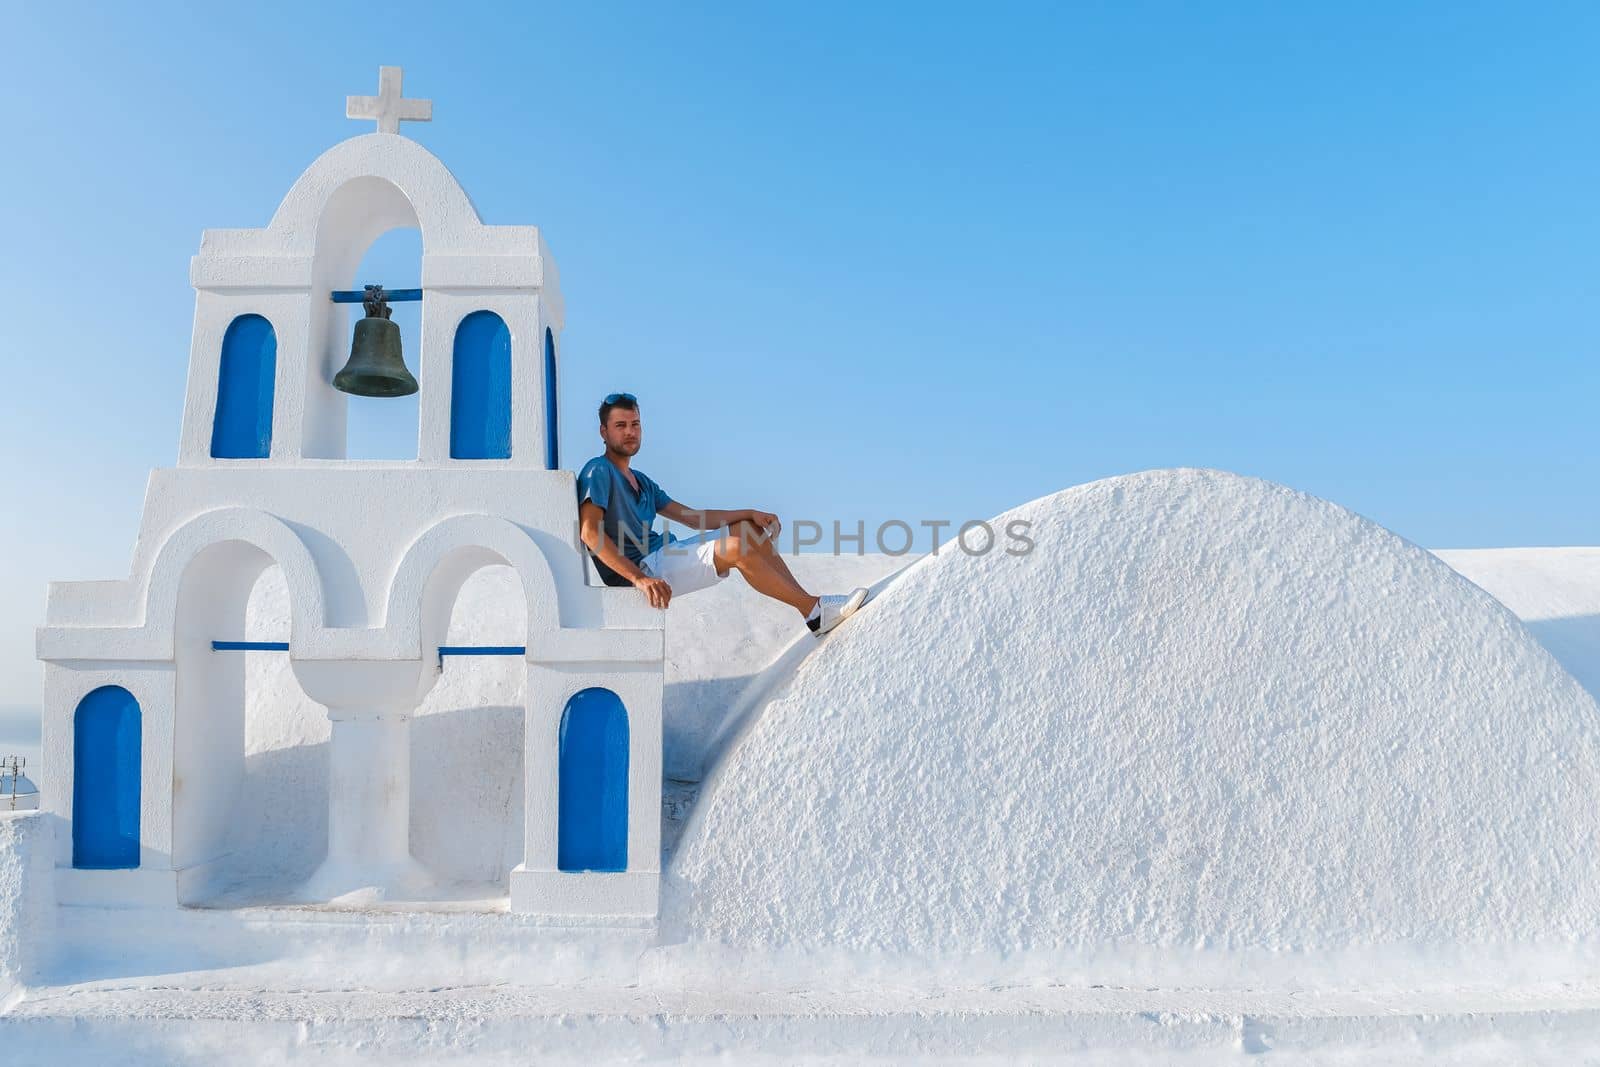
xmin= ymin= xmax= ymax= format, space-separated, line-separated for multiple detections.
xmin=214 ymin=552 xmax=912 ymax=898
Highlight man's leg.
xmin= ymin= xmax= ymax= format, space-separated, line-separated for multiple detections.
xmin=712 ymin=520 xmax=819 ymax=617
xmin=745 ymin=521 xmax=807 ymax=588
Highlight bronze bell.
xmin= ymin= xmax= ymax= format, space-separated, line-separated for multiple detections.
xmin=333 ymin=285 xmax=419 ymax=397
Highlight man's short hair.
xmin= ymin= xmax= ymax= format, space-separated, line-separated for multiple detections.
xmin=599 ymin=393 xmax=638 ymax=425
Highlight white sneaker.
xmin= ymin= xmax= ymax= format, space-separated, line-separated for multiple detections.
xmin=808 ymin=587 xmax=869 ymax=637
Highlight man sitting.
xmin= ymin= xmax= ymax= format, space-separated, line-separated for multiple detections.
xmin=576 ymin=392 xmax=868 ymax=636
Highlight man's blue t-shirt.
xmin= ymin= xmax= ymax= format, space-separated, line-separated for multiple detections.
xmin=577 ymin=456 xmax=674 ymax=583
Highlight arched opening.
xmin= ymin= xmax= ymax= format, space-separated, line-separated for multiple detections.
xmin=450 ymin=311 xmax=512 ymax=459
xmin=342 ymin=228 xmax=422 ymax=460
xmin=303 ymin=175 xmax=425 ymax=460
xmin=211 ymin=314 xmax=277 ymax=459
xmin=206 ymin=563 xmax=329 ymax=901
xmin=543 ymin=327 xmax=559 ymax=470
xmin=172 ymin=542 xmax=326 ymax=904
xmin=409 ymin=560 xmax=528 ymax=895
xmin=72 ymin=685 xmax=141 ymax=869
xmin=558 ymin=688 xmax=629 ymax=872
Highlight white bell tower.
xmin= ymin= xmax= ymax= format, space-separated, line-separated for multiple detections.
xmin=37 ymin=68 xmax=665 ymax=920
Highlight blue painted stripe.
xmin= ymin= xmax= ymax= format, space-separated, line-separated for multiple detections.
xmin=451 ymin=310 xmax=513 ymax=459
xmin=210 ymin=642 xmax=525 ymax=656
xmin=331 ymin=289 xmax=423 ymax=303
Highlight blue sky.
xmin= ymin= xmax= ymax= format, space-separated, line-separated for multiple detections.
xmin=3 ymin=2 xmax=1599 ymax=706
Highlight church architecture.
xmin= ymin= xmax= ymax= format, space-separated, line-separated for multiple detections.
xmin=34 ymin=68 xmax=666 ymax=919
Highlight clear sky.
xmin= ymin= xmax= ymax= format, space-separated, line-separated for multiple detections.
xmin=2 ymin=2 xmax=1599 ymax=706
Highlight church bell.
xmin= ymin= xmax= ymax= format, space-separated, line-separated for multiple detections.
xmin=333 ymin=285 xmax=419 ymax=397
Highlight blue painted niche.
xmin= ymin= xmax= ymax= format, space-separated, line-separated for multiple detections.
xmin=72 ymin=685 xmax=142 ymax=869
xmin=451 ymin=310 xmax=512 ymax=459
xmin=558 ymin=687 xmax=629 ymax=872
xmin=210 ymin=314 xmax=277 ymax=459
xmin=543 ymin=327 xmax=559 ymax=470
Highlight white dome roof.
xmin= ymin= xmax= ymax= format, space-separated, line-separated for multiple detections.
xmin=666 ymin=469 xmax=1600 ymax=985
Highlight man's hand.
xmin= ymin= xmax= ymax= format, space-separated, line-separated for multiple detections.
xmin=635 ymin=574 xmax=673 ymax=609
xmin=749 ymin=510 xmax=781 ymax=537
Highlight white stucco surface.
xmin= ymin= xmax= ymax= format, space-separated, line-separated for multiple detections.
xmin=0 ymin=813 xmax=53 ymax=1000
xmin=1434 ymin=547 xmax=1600 ymax=705
xmin=53 ymin=542 xmax=1598 ymax=900
xmin=15 ymin=474 xmax=1600 ymax=1056
xmin=213 ymin=565 xmax=530 ymax=898
xmin=212 ymin=552 xmax=912 ymax=898
xmin=653 ymin=551 xmax=915 ymax=779
xmin=666 ymin=469 xmax=1600 ymax=986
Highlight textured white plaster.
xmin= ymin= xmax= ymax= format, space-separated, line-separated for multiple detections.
xmin=12 ymin=904 xmax=1600 ymax=1062
xmin=0 ymin=813 xmax=53 ymax=995
xmin=655 ymin=552 xmax=914 ymax=778
xmin=1435 ymin=547 xmax=1600 ymax=705
xmin=185 ymin=554 xmax=908 ymax=902
xmin=667 ymin=469 xmax=1600 ymax=986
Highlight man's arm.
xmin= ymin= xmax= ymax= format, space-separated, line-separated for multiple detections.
xmin=660 ymin=500 xmax=779 ymax=536
xmin=579 ymin=500 xmax=672 ymax=609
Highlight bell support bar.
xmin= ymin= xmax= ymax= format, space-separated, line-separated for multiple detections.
xmin=331 ymin=289 xmax=423 ymax=303
xmin=210 ymin=641 xmax=526 ymax=671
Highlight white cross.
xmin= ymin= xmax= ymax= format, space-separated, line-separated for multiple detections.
xmin=346 ymin=66 xmax=432 ymax=135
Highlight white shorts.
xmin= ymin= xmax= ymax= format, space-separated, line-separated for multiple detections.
xmin=639 ymin=528 xmax=729 ymax=597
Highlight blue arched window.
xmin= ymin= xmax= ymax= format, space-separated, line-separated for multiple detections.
xmin=558 ymin=687 xmax=629 ymax=872
xmin=543 ymin=327 xmax=559 ymax=470
xmin=450 ymin=310 xmax=512 ymax=459
xmin=210 ymin=314 xmax=276 ymax=459
xmin=73 ymin=685 xmax=141 ymax=869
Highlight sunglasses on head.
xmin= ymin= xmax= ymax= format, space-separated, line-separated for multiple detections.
xmin=603 ymin=392 xmax=636 ymax=405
